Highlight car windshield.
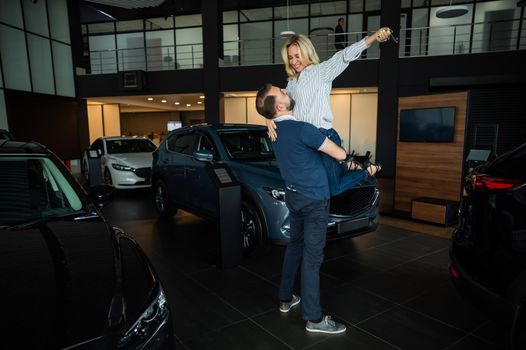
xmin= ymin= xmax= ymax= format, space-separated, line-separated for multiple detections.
xmin=0 ymin=156 xmax=84 ymax=225
xmin=219 ymin=130 xmax=275 ymax=160
xmin=106 ymin=139 xmax=156 ymax=154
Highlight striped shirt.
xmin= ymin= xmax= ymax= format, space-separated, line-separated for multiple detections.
xmin=286 ymin=38 xmax=368 ymax=129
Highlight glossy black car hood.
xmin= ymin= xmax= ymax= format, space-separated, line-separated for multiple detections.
xmin=0 ymin=219 xmax=119 ymax=348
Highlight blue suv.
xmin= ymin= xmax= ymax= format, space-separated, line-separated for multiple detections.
xmin=151 ymin=124 xmax=379 ymax=255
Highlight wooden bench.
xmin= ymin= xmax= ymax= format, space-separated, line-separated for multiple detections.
xmin=411 ymin=197 xmax=459 ymax=226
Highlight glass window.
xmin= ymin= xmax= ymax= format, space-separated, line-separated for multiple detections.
xmin=117 ymin=33 xmax=145 ymax=71
xmin=88 ymin=22 xmax=115 ymax=35
xmin=22 ymin=0 xmax=49 ymax=36
xmin=48 ymin=0 xmax=70 ymax=43
xmin=410 ymin=8 xmax=429 ymax=56
xmin=167 ymin=133 xmax=195 ymax=154
xmin=0 ymin=156 xmax=83 ymax=225
xmin=0 ymin=25 xmax=31 ymax=91
xmin=223 ymin=24 xmax=239 ymax=65
xmin=146 ymin=30 xmax=175 ymax=71
xmin=413 ymin=0 xmax=429 ymax=7
xmin=223 ymin=11 xmax=238 ymax=24
xmin=274 ymin=4 xmax=309 ymax=19
xmin=27 ymin=34 xmax=55 ymax=95
xmin=0 ymin=0 xmax=24 ymax=29
xmin=82 ymin=24 xmax=87 ymax=35
xmin=116 ymin=20 xmax=144 ymax=32
xmin=365 ymin=0 xmax=381 ymax=12
xmin=52 ymin=41 xmax=75 ymax=97
xmin=239 ymin=21 xmax=272 ymax=65
xmin=274 ymin=19 xmax=308 ymax=63
xmin=239 ymin=8 xmax=273 ymax=22
xmin=349 ymin=0 xmax=363 ymax=13
xmin=196 ymin=135 xmax=216 ymax=155
xmin=218 ymin=131 xmax=274 ymax=160
xmin=145 ymin=17 xmax=174 ymax=30
xmin=176 ymin=27 xmax=203 ymax=68
xmin=106 ymin=139 xmax=156 ymax=154
xmin=347 ymin=14 xmax=364 ymax=45
xmin=310 ymin=1 xmax=347 ymax=16
xmin=175 ymin=14 xmax=202 ymax=27
xmin=401 ymin=0 xmax=412 ymax=8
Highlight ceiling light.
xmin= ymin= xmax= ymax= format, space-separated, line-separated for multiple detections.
xmin=161 ymin=99 xmax=167 ymax=103
xmin=436 ymin=1 xmax=469 ymax=19
xmin=197 ymin=101 xmax=202 ymax=104
xmin=199 ymin=95 xmax=205 ymax=99
xmin=280 ymin=0 xmax=295 ymax=37
xmin=174 ymin=102 xmax=180 ymax=105
xmin=147 ymin=97 xmax=153 ymax=101
xmin=186 ymin=104 xmax=191 ymax=107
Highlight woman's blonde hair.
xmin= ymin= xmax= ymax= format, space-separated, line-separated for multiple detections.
xmin=281 ymin=34 xmax=320 ymax=80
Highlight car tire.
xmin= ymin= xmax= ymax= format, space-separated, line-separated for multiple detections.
xmin=104 ymin=168 xmax=112 ymax=186
xmin=241 ymin=200 xmax=265 ymax=256
xmin=153 ymin=181 xmax=178 ymax=217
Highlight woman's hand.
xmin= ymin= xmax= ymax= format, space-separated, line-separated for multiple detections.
xmin=375 ymin=27 xmax=392 ymax=43
xmin=266 ymin=118 xmax=277 ymax=141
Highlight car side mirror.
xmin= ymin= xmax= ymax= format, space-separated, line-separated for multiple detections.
xmin=193 ymin=150 xmax=214 ymax=162
xmin=89 ymin=184 xmax=114 ymax=208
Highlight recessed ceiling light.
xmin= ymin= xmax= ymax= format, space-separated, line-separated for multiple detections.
xmin=197 ymin=101 xmax=202 ymax=104
xmin=174 ymin=102 xmax=180 ymax=105
xmin=199 ymin=95 xmax=205 ymax=99
xmin=147 ymin=97 xmax=153 ymax=101
xmin=186 ymin=104 xmax=191 ymax=107
xmin=161 ymin=99 xmax=167 ymax=103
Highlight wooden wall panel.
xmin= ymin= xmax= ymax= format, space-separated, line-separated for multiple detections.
xmin=394 ymin=92 xmax=467 ymax=212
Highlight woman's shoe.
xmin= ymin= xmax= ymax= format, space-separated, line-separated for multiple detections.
xmin=347 ymin=160 xmax=362 ymax=171
xmin=366 ymin=163 xmax=382 ymax=176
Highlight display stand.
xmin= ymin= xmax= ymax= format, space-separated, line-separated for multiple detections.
xmin=86 ymin=149 xmax=103 ymax=186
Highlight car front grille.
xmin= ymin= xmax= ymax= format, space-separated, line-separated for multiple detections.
xmin=330 ymin=186 xmax=376 ymax=216
xmin=133 ymin=167 xmax=151 ymax=179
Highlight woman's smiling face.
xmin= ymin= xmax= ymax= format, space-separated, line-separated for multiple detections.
xmin=287 ymin=44 xmax=309 ymax=74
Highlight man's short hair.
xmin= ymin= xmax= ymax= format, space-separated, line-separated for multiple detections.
xmin=256 ymin=83 xmax=276 ymax=120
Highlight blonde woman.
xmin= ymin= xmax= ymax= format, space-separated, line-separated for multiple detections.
xmin=266 ymin=28 xmax=390 ymax=196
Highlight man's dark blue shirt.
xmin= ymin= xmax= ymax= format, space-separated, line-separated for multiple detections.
xmin=272 ymin=116 xmax=330 ymax=200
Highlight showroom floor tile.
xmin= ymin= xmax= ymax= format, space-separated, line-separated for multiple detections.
xmin=102 ymin=190 xmax=511 ymax=350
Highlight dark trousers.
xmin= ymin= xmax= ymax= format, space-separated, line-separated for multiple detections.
xmin=319 ymin=128 xmax=367 ymax=196
xmin=279 ymin=190 xmax=329 ymax=321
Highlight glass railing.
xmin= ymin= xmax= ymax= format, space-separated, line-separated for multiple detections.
xmin=85 ymin=19 xmax=524 ymax=74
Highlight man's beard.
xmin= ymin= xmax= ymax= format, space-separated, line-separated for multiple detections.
xmin=288 ymin=97 xmax=296 ymax=111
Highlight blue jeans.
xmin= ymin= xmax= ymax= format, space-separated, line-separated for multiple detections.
xmin=279 ymin=190 xmax=329 ymax=321
xmin=319 ymin=128 xmax=367 ymax=196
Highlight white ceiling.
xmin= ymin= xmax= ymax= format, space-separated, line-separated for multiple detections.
xmin=87 ymin=93 xmax=205 ymax=113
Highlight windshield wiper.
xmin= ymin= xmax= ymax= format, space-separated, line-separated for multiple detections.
xmin=9 ymin=210 xmax=88 ymax=230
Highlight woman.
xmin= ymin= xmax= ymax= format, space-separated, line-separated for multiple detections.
xmin=267 ymin=28 xmax=391 ymax=196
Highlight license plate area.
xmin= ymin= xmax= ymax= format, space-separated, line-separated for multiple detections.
xmin=337 ymin=217 xmax=369 ymax=234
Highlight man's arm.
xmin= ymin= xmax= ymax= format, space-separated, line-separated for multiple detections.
xmin=319 ymin=138 xmax=346 ymax=161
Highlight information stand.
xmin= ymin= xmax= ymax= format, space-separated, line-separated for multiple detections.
xmin=205 ymin=162 xmax=242 ymax=268
xmin=86 ymin=149 xmax=104 ymax=186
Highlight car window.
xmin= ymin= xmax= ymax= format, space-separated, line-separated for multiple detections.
xmin=484 ymin=145 xmax=526 ymax=179
xmin=219 ymin=130 xmax=274 ymax=160
xmin=196 ymin=134 xmax=216 ymax=155
xmin=167 ymin=133 xmax=196 ymax=155
xmin=106 ymin=139 xmax=156 ymax=154
xmin=0 ymin=156 xmax=84 ymax=225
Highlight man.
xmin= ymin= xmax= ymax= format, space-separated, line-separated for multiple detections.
xmin=255 ymin=83 xmax=346 ymax=334
xmin=334 ymin=17 xmax=347 ymax=51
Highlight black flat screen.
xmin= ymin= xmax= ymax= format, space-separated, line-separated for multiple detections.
xmin=399 ymin=107 xmax=456 ymax=142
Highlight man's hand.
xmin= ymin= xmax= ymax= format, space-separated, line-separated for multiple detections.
xmin=266 ymin=118 xmax=277 ymax=141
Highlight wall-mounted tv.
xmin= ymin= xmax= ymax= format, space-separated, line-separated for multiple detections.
xmin=399 ymin=107 xmax=456 ymax=142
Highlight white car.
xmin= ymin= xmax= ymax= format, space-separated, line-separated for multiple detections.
xmin=83 ymin=136 xmax=157 ymax=189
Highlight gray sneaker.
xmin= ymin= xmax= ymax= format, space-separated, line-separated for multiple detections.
xmin=279 ymin=294 xmax=301 ymax=313
xmin=305 ymin=315 xmax=346 ymax=334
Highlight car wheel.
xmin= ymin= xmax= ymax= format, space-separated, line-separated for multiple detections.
xmin=104 ymin=168 xmax=112 ymax=186
xmin=241 ymin=200 xmax=264 ymax=256
xmin=153 ymin=181 xmax=178 ymax=217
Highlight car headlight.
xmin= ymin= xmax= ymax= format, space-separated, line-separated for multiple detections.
xmin=117 ymin=285 xmax=169 ymax=348
xmin=112 ymin=163 xmax=135 ymax=171
xmin=263 ymin=187 xmax=286 ymax=202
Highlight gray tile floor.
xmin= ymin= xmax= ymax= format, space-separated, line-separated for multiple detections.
xmin=102 ymin=190 xmax=511 ymax=350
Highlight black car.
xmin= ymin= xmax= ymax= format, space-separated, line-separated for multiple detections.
xmin=0 ymin=140 xmax=173 ymax=349
xmin=450 ymin=142 xmax=526 ymax=349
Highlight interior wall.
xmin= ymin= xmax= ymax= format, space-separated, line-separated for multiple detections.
xmin=224 ymin=97 xmax=247 ymax=124
xmin=350 ymin=93 xmax=378 ymax=161
xmin=330 ymin=94 xmax=351 ymax=151
xmin=247 ymin=96 xmax=265 ymax=126
xmin=121 ymin=111 xmax=180 ymax=136
xmin=394 ymin=91 xmax=468 ymax=213
xmin=102 ymin=104 xmax=121 ymax=137
xmin=87 ymin=105 xmax=103 ymax=144
xmin=180 ymin=110 xmax=205 ymax=125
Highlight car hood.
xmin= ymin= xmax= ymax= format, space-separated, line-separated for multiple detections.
xmin=0 ymin=218 xmax=153 ymax=348
xmin=228 ymin=159 xmax=284 ymax=183
xmin=107 ymin=152 xmax=153 ymax=168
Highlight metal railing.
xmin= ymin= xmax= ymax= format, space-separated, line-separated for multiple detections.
xmin=85 ymin=19 xmax=524 ymax=74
